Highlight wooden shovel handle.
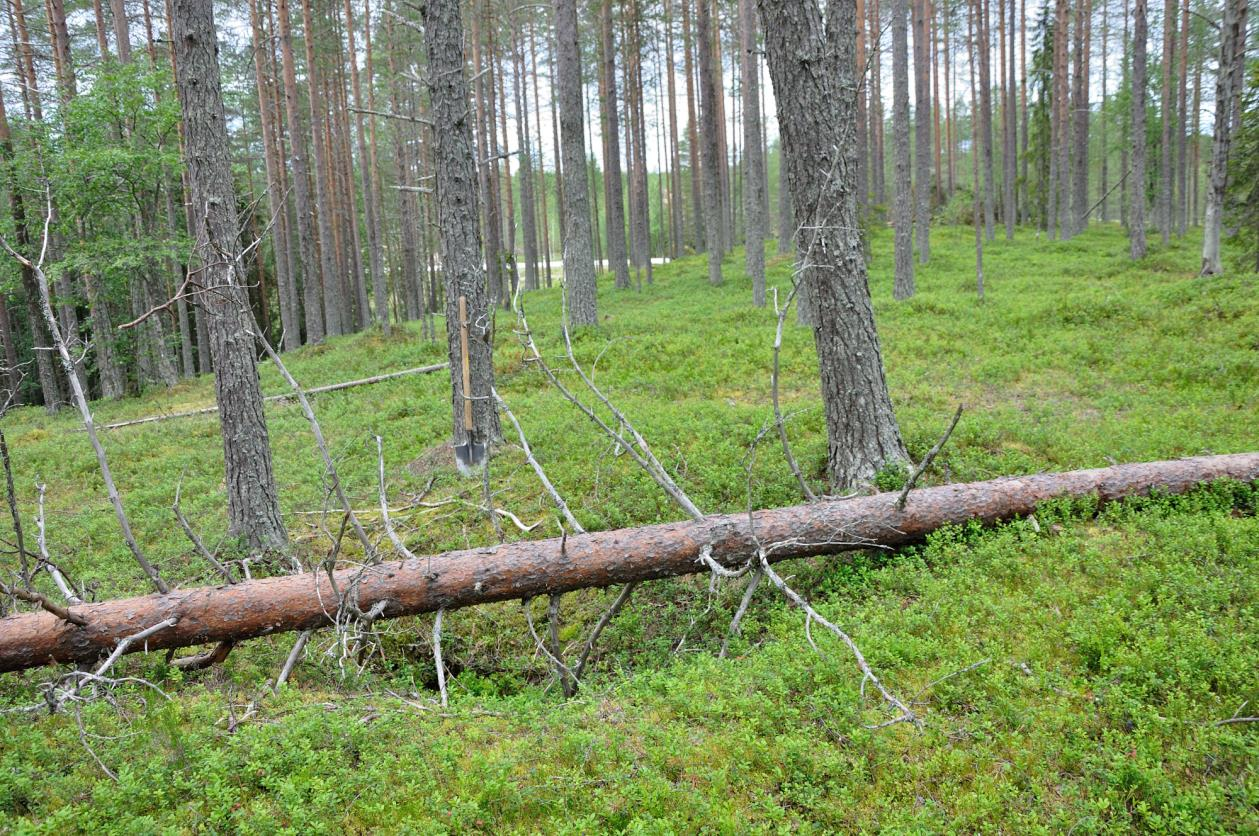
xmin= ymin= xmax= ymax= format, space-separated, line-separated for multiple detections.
xmin=458 ymin=296 xmax=473 ymax=433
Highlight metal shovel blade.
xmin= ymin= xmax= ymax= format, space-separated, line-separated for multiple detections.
xmin=454 ymin=439 xmax=487 ymax=476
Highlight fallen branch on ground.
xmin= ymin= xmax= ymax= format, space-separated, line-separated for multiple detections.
xmin=0 ymin=452 xmax=1253 ymax=674
xmin=86 ymin=363 xmax=449 ymax=432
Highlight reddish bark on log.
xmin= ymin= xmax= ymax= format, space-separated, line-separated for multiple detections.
xmin=1 ymin=453 xmax=1255 ymax=674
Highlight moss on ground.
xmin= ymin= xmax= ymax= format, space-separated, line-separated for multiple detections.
xmin=1 ymin=224 xmax=1256 ymax=832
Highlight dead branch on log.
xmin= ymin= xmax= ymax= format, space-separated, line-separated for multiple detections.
xmin=0 ymin=455 xmax=1255 ymax=675
xmin=770 ymin=283 xmax=817 ymax=502
xmin=173 ymin=479 xmax=235 ymax=584
xmin=35 ymin=484 xmax=81 ymax=605
xmin=91 ymin=363 xmax=448 ymax=431
xmin=898 ymin=404 xmax=964 ymax=510
xmin=0 ymin=578 xmax=87 ymax=626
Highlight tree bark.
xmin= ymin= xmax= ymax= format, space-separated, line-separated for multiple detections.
xmin=345 ymin=0 xmax=389 ymax=335
xmin=892 ymin=0 xmax=915 ymax=298
xmin=553 ymin=0 xmax=598 ymax=325
xmin=421 ymin=0 xmax=501 ymax=452
xmin=276 ymin=0 xmax=323 ymax=343
xmin=740 ymin=0 xmax=766 ymax=305
xmin=913 ymin=0 xmax=931 ymax=262
xmin=171 ymin=0 xmax=287 ymax=551
xmin=513 ymin=29 xmax=541 ymax=294
xmin=1159 ymin=0 xmax=1175 ymax=244
xmin=1200 ymin=0 xmax=1247 ymax=274
xmin=682 ymin=0 xmax=705 ymax=251
xmin=248 ymin=0 xmax=300 ymax=351
xmin=1070 ymin=0 xmax=1090 ymax=237
xmin=697 ymin=0 xmax=725 ymax=286
xmin=6 ymin=453 xmax=1255 ymax=674
xmin=1175 ymin=0 xmax=1190 ymax=235
xmin=759 ymin=0 xmax=908 ymax=490
xmin=977 ymin=0 xmax=996 ymax=239
xmin=1003 ymin=0 xmax=1017 ymax=237
xmin=599 ymin=0 xmax=630 ymax=290
xmin=1130 ymin=0 xmax=1148 ymax=259
xmin=300 ymin=0 xmax=343 ymax=337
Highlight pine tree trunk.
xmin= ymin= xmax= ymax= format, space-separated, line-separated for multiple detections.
xmin=276 ymin=0 xmax=322 ymax=343
xmin=1099 ymin=0 xmax=1110 ymax=222
xmin=1130 ymin=0 xmax=1149 ymax=259
xmin=758 ymin=0 xmax=908 ymax=490
xmin=777 ymin=146 xmax=794 ymax=253
xmin=664 ymin=0 xmax=685 ymax=257
xmin=913 ymin=0 xmax=931 ymax=262
xmin=1003 ymin=0 xmax=1017 ymax=237
xmin=513 ymin=31 xmax=541 ymax=294
xmin=856 ymin=0 xmax=869 ymax=207
xmin=1159 ymin=0 xmax=1175 ymax=244
xmin=247 ymin=0 xmax=299 ymax=350
xmin=597 ymin=0 xmax=629 ymax=290
xmin=682 ymin=0 xmax=705 ymax=251
xmin=892 ymin=0 xmax=915 ymax=298
xmin=1200 ymin=0 xmax=1247 ymax=274
xmin=740 ymin=0 xmax=766 ymax=305
xmin=1070 ymin=0 xmax=1090 ymax=237
xmin=554 ymin=0 xmax=598 ymax=325
xmin=300 ymin=0 xmax=343 ymax=337
xmin=978 ymin=0 xmax=996 ymax=239
xmin=870 ymin=0 xmax=886 ymax=204
xmin=420 ymin=0 xmax=502 ymax=448
xmin=697 ymin=0 xmax=724 ymax=286
xmin=1120 ymin=0 xmax=1130 ymax=227
xmin=344 ymin=0 xmax=388 ymax=335
xmin=170 ymin=0 xmax=287 ymax=550
xmin=1175 ymin=0 xmax=1190 ymax=235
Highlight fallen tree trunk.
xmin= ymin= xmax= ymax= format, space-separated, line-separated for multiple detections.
xmin=2 ymin=453 xmax=1255 ymax=674
xmin=89 ymin=363 xmax=449 ymax=431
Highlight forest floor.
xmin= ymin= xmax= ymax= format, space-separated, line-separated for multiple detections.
xmin=1 ymin=224 xmax=1256 ymax=832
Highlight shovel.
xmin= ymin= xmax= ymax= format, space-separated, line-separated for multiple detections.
xmin=454 ymin=295 xmax=486 ymax=475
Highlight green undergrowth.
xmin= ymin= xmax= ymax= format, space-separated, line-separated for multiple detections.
xmin=1 ymin=224 xmax=1257 ymax=831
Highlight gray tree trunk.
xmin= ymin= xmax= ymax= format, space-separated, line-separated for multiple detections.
xmin=1130 ymin=0 xmax=1148 ymax=259
xmin=344 ymin=0 xmax=389 ymax=336
xmin=1175 ymin=0 xmax=1190 ymax=235
xmin=777 ymin=148 xmax=794 ymax=253
xmin=276 ymin=0 xmax=323 ymax=343
xmin=553 ymin=0 xmax=598 ymax=325
xmin=682 ymin=0 xmax=705 ymax=252
xmin=913 ymin=0 xmax=931 ymax=263
xmin=892 ymin=0 xmax=915 ymax=299
xmin=513 ymin=31 xmax=541 ymax=294
xmin=740 ymin=0 xmax=766 ymax=306
xmin=977 ymin=0 xmax=995 ymax=239
xmin=697 ymin=0 xmax=724 ymax=286
xmin=1003 ymin=0 xmax=1017 ymax=238
xmin=247 ymin=0 xmax=300 ymax=351
xmin=599 ymin=0 xmax=630 ymax=290
xmin=1159 ymin=0 xmax=1175 ymax=245
xmin=171 ymin=0 xmax=287 ymax=550
xmin=1070 ymin=0 xmax=1090 ymax=237
xmin=300 ymin=0 xmax=343 ymax=337
xmin=1201 ymin=0 xmax=1248 ymax=273
xmin=421 ymin=0 xmax=502 ymax=449
xmin=759 ymin=0 xmax=909 ymax=491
